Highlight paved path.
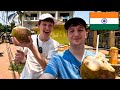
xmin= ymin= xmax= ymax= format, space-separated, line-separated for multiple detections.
xmin=0 ymin=43 xmax=20 ymax=79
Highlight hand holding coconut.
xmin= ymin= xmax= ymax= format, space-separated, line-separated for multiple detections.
xmin=11 ymin=26 xmax=33 ymax=49
xmin=11 ymin=36 xmax=33 ymax=49
xmin=11 ymin=26 xmax=47 ymax=69
xmin=80 ymin=53 xmax=116 ymax=79
xmin=11 ymin=26 xmax=33 ymax=64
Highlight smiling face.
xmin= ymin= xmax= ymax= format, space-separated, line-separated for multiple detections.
xmin=67 ymin=24 xmax=87 ymax=47
xmin=38 ymin=20 xmax=54 ymax=38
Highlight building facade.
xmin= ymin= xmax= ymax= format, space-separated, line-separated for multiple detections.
xmin=22 ymin=11 xmax=74 ymax=29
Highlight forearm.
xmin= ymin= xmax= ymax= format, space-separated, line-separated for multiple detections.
xmin=28 ymin=44 xmax=48 ymax=69
xmin=40 ymin=73 xmax=56 ymax=79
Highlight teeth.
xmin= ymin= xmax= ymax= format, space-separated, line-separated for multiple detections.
xmin=44 ymin=31 xmax=49 ymax=33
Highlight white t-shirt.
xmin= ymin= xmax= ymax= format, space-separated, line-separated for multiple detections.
xmin=20 ymin=34 xmax=59 ymax=79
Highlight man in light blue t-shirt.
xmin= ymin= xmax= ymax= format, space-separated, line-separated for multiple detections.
xmin=40 ymin=17 xmax=95 ymax=79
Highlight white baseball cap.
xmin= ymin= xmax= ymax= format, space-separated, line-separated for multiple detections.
xmin=39 ymin=13 xmax=56 ymax=23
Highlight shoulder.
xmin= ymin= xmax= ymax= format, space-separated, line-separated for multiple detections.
xmin=49 ymin=38 xmax=59 ymax=47
xmin=49 ymin=51 xmax=64 ymax=61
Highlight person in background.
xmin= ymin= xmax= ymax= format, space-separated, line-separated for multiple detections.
xmin=12 ymin=13 xmax=59 ymax=79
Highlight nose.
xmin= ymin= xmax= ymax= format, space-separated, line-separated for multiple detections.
xmin=74 ymin=31 xmax=79 ymax=36
xmin=45 ymin=25 xmax=49 ymax=30
xmin=46 ymin=25 xmax=51 ymax=30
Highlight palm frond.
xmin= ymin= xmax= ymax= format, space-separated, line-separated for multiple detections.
xmin=7 ymin=13 xmax=17 ymax=21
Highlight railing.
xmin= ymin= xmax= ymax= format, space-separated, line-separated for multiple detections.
xmin=30 ymin=17 xmax=37 ymax=20
xmin=6 ymin=43 xmax=20 ymax=79
xmin=25 ymin=17 xmax=38 ymax=20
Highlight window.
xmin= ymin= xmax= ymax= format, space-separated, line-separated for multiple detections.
xmin=31 ymin=14 xmax=37 ymax=17
xmin=25 ymin=14 xmax=30 ymax=20
xmin=30 ymin=14 xmax=37 ymax=20
xmin=60 ymin=13 xmax=69 ymax=22
xmin=50 ymin=13 xmax=55 ymax=17
xmin=60 ymin=13 xmax=69 ymax=17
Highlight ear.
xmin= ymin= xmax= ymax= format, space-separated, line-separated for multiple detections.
xmin=85 ymin=32 xmax=88 ymax=39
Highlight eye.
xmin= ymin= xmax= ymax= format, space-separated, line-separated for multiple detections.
xmin=78 ymin=29 xmax=83 ymax=32
xmin=49 ymin=24 xmax=53 ymax=27
xmin=69 ymin=29 xmax=74 ymax=33
xmin=69 ymin=30 xmax=74 ymax=33
xmin=43 ymin=23 xmax=46 ymax=26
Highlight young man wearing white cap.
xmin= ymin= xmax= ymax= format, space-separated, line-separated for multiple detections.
xmin=13 ymin=13 xmax=59 ymax=79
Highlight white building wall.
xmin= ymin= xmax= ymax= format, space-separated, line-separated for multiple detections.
xmin=23 ymin=11 xmax=74 ymax=29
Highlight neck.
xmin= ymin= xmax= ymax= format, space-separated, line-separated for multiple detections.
xmin=69 ymin=45 xmax=85 ymax=62
xmin=39 ymin=34 xmax=50 ymax=42
xmin=69 ymin=45 xmax=85 ymax=55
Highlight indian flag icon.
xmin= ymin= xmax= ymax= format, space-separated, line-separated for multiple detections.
xmin=90 ymin=12 xmax=119 ymax=30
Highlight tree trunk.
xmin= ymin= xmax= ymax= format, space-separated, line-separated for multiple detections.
xmin=109 ymin=31 xmax=115 ymax=48
xmin=93 ymin=31 xmax=97 ymax=48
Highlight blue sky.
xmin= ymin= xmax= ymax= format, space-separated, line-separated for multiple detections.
xmin=73 ymin=11 xmax=92 ymax=24
xmin=0 ymin=11 xmax=93 ymax=25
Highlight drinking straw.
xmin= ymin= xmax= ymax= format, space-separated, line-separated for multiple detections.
xmin=96 ymin=35 xmax=99 ymax=55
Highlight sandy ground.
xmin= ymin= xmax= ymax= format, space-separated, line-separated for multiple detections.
xmin=0 ymin=43 xmax=20 ymax=79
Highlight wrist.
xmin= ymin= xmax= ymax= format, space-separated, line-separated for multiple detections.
xmin=28 ymin=44 xmax=34 ymax=50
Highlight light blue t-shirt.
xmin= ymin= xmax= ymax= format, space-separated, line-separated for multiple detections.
xmin=44 ymin=49 xmax=95 ymax=79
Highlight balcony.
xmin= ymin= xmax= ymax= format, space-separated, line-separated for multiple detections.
xmin=24 ymin=17 xmax=38 ymax=21
xmin=30 ymin=17 xmax=38 ymax=20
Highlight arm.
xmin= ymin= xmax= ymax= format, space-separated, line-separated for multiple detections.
xmin=40 ymin=55 xmax=59 ymax=79
xmin=40 ymin=73 xmax=56 ymax=79
xmin=11 ymin=36 xmax=48 ymax=69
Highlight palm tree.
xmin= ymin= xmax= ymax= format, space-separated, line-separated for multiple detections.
xmin=0 ymin=11 xmax=16 ymax=24
xmin=7 ymin=11 xmax=30 ymax=26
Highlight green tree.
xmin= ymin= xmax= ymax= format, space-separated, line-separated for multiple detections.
xmin=10 ymin=21 xmax=16 ymax=31
xmin=0 ymin=23 xmax=4 ymax=32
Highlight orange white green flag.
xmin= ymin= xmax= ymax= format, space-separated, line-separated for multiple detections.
xmin=90 ymin=12 xmax=119 ymax=30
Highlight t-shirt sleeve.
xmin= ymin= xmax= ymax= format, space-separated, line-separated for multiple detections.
xmin=44 ymin=56 xmax=58 ymax=78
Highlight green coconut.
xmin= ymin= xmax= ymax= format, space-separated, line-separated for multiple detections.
xmin=11 ymin=26 xmax=31 ymax=43
xmin=80 ymin=54 xmax=115 ymax=79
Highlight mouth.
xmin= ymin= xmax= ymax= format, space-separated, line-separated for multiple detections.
xmin=43 ymin=30 xmax=50 ymax=34
xmin=74 ymin=38 xmax=81 ymax=41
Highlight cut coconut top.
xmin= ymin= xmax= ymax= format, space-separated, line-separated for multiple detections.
xmin=83 ymin=55 xmax=115 ymax=72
